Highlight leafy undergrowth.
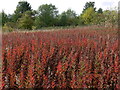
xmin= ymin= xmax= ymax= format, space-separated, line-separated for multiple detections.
xmin=2 ymin=28 xmax=120 ymax=89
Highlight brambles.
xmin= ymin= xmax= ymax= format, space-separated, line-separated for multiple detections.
xmin=2 ymin=27 xmax=119 ymax=89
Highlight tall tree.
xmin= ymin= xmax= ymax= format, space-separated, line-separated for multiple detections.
xmin=66 ymin=9 xmax=78 ymax=26
xmin=97 ymin=8 xmax=103 ymax=13
xmin=59 ymin=9 xmax=78 ymax=26
xmin=1 ymin=10 xmax=8 ymax=26
xmin=13 ymin=1 xmax=32 ymax=22
xmin=58 ymin=12 xmax=68 ymax=26
xmin=35 ymin=4 xmax=58 ymax=28
xmin=82 ymin=2 xmax=96 ymax=13
xmin=79 ymin=2 xmax=97 ymax=25
xmin=18 ymin=11 xmax=34 ymax=29
xmin=81 ymin=7 xmax=97 ymax=25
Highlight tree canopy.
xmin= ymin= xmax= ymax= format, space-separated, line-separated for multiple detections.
xmin=81 ymin=7 xmax=97 ymax=25
xmin=59 ymin=9 xmax=78 ymax=26
xmin=35 ymin=4 xmax=58 ymax=28
xmin=1 ymin=1 xmax=118 ymax=31
xmin=18 ymin=11 xmax=34 ymax=29
xmin=82 ymin=2 xmax=96 ymax=13
xmin=2 ymin=10 xmax=8 ymax=26
xmin=13 ymin=1 xmax=32 ymax=22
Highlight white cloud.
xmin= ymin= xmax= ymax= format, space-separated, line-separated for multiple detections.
xmin=0 ymin=0 xmax=119 ymax=14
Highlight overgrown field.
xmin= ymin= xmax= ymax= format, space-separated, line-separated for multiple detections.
xmin=2 ymin=27 xmax=120 ymax=89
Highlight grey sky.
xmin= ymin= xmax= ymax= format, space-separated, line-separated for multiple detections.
xmin=0 ymin=0 xmax=119 ymax=14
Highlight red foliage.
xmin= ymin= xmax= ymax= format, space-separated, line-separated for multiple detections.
xmin=2 ymin=28 xmax=120 ymax=89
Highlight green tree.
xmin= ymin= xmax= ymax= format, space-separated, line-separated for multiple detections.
xmin=18 ymin=11 xmax=34 ymax=29
xmin=82 ymin=2 xmax=96 ymax=13
xmin=81 ymin=7 xmax=97 ymax=25
xmin=1 ymin=10 xmax=8 ymax=26
xmin=65 ymin=9 xmax=78 ymax=26
xmin=79 ymin=2 xmax=96 ymax=25
xmin=35 ymin=4 xmax=58 ymax=28
xmin=59 ymin=9 xmax=78 ymax=26
xmin=13 ymin=1 xmax=32 ymax=22
xmin=58 ymin=12 xmax=68 ymax=26
xmin=103 ymin=10 xmax=118 ymax=27
xmin=78 ymin=15 xmax=84 ymax=25
xmin=7 ymin=14 xmax=13 ymax=22
xmin=97 ymin=8 xmax=103 ymax=13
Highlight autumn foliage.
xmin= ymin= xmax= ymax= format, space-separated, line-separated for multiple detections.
xmin=2 ymin=27 xmax=120 ymax=89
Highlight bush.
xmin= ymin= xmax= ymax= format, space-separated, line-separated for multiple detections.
xmin=2 ymin=25 xmax=14 ymax=32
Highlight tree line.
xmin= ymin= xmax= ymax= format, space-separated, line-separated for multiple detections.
xmin=0 ymin=1 xmax=118 ymax=31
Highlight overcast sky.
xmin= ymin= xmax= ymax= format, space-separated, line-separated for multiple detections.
xmin=0 ymin=0 xmax=119 ymax=15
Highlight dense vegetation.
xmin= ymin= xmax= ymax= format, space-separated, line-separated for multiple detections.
xmin=2 ymin=27 xmax=119 ymax=88
xmin=1 ymin=0 xmax=119 ymax=89
xmin=0 ymin=1 xmax=118 ymax=32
